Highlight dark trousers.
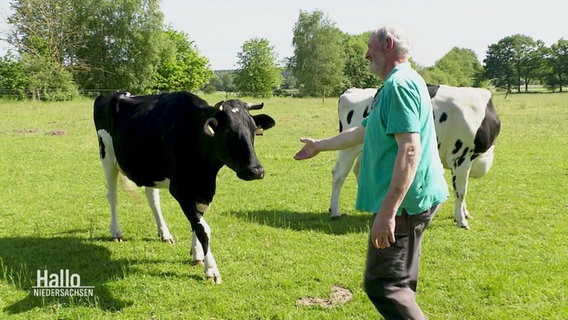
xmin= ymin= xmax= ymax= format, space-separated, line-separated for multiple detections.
xmin=364 ymin=205 xmax=440 ymax=320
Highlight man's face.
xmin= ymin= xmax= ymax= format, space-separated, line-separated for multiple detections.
xmin=366 ymin=35 xmax=386 ymax=78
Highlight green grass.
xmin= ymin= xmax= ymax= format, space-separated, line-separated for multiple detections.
xmin=0 ymin=92 xmax=567 ymax=319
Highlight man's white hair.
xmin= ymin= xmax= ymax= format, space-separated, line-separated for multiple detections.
xmin=373 ymin=25 xmax=413 ymax=58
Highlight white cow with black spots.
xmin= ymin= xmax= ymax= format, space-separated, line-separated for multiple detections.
xmin=330 ymin=85 xmax=500 ymax=229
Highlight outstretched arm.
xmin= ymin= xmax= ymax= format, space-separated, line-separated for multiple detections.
xmin=294 ymin=125 xmax=365 ymax=160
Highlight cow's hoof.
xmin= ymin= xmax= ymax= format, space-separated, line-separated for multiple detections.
xmin=193 ymin=260 xmax=204 ymax=266
xmin=207 ymin=274 xmax=222 ymax=284
xmin=163 ymin=238 xmax=175 ymax=245
xmin=454 ymin=218 xmax=470 ymax=230
xmin=330 ymin=214 xmax=342 ymax=220
xmin=111 ymin=237 xmax=123 ymax=243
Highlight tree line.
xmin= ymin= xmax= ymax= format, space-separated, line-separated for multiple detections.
xmin=0 ymin=1 xmax=566 ymax=101
xmin=0 ymin=0 xmax=212 ymax=100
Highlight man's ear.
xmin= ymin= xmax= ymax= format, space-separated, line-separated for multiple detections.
xmin=386 ymin=36 xmax=394 ymax=50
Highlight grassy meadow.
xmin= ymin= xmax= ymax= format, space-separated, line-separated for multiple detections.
xmin=0 ymin=91 xmax=566 ymax=319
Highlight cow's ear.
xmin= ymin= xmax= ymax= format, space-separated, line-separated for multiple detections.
xmin=204 ymin=117 xmax=218 ymax=137
xmin=253 ymin=114 xmax=276 ymax=132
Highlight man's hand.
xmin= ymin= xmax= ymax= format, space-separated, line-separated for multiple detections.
xmin=294 ymin=138 xmax=320 ymax=160
xmin=371 ymin=212 xmax=396 ymax=249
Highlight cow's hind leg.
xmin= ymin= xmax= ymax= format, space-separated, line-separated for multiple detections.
xmin=330 ymin=146 xmax=361 ymax=218
xmin=97 ymin=130 xmax=123 ymax=241
xmin=145 ymin=187 xmax=174 ymax=244
xmin=451 ymin=165 xmax=472 ymax=229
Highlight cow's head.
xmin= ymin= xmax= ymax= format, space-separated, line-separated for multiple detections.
xmin=203 ymin=99 xmax=275 ymax=180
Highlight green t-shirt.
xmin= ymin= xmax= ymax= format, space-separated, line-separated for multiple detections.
xmin=356 ymin=62 xmax=448 ymax=215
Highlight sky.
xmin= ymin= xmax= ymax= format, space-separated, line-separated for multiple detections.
xmin=0 ymin=0 xmax=566 ymax=70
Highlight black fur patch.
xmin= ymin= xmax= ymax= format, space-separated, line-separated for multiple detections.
xmin=473 ymin=98 xmax=501 ymax=153
xmin=98 ymin=136 xmax=106 ymax=159
xmin=452 ymin=139 xmax=463 ymax=154
xmin=347 ymin=110 xmax=354 ymax=125
xmin=427 ymin=84 xmax=440 ymax=99
xmin=456 ymin=147 xmax=469 ymax=167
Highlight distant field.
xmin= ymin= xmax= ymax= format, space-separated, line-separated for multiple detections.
xmin=0 ymin=92 xmax=566 ymax=319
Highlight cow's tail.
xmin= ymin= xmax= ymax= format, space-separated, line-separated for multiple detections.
xmin=119 ymin=173 xmax=142 ymax=202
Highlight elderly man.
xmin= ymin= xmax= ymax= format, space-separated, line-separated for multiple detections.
xmin=294 ymin=25 xmax=448 ymax=319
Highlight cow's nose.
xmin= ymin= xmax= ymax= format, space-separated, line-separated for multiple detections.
xmin=237 ymin=166 xmax=265 ymax=181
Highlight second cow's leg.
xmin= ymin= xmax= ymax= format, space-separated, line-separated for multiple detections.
xmin=451 ymin=165 xmax=472 ymax=229
xmin=330 ymin=145 xmax=361 ymax=218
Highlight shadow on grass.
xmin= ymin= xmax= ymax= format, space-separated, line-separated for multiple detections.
xmin=229 ymin=210 xmax=370 ymax=235
xmin=0 ymin=236 xmax=132 ymax=314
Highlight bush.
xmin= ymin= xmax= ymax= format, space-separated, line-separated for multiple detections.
xmin=21 ymin=54 xmax=79 ymax=101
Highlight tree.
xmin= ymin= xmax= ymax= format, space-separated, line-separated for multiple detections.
xmin=427 ymin=47 xmax=483 ymax=87
xmin=292 ymin=10 xmax=345 ymax=100
xmin=420 ymin=67 xmax=452 ymax=86
xmin=515 ymin=36 xmax=545 ymax=92
xmin=484 ymin=34 xmax=544 ymax=93
xmin=484 ymin=37 xmax=516 ymax=92
xmin=341 ymin=32 xmax=381 ymax=90
xmin=6 ymin=0 xmax=87 ymax=66
xmin=154 ymin=28 xmax=213 ymax=92
xmin=280 ymin=58 xmax=298 ymax=90
xmin=234 ymin=38 xmax=281 ymax=97
xmin=5 ymin=0 xmax=85 ymax=99
xmin=210 ymin=71 xmax=236 ymax=93
xmin=74 ymin=0 xmax=165 ymax=93
xmin=0 ymin=53 xmax=27 ymax=99
xmin=544 ymin=38 xmax=568 ymax=92
xmin=7 ymin=0 xmax=166 ymax=94
xmin=20 ymin=53 xmax=78 ymax=101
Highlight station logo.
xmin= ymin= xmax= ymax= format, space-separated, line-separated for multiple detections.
xmin=32 ymin=269 xmax=94 ymax=297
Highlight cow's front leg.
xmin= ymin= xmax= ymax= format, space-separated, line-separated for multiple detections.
xmin=190 ymin=209 xmax=221 ymax=284
xmin=190 ymin=202 xmax=211 ymax=265
xmin=330 ymin=145 xmax=361 ymax=218
xmin=178 ymin=199 xmax=221 ymax=284
xmin=191 ymin=231 xmax=204 ymax=265
xmin=171 ymin=185 xmax=221 ymax=283
xmin=190 ymin=202 xmax=209 ymax=265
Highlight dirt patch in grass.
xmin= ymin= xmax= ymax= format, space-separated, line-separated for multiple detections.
xmin=44 ymin=130 xmax=67 ymax=136
xmin=296 ymin=286 xmax=353 ymax=308
xmin=12 ymin=128 xmax=67 ymax=136
xmin=13 ymin=128 xmax=40 ymax=134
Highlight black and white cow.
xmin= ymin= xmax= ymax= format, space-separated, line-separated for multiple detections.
xmin=331 ymin=85 xmax=500 ymax=229
xmin=94 ymin=91 xmax=275 ymax=283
